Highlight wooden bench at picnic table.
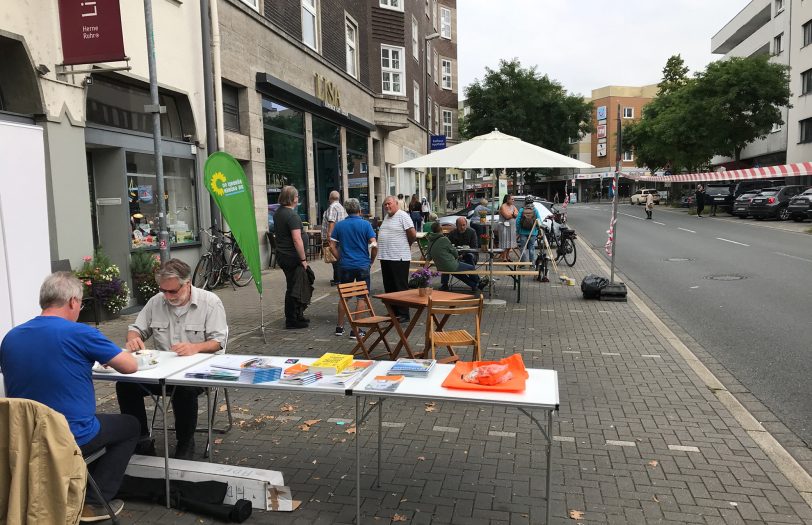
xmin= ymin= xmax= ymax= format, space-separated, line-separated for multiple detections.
xmin=410 ymin=261 xmax=538 ymax=303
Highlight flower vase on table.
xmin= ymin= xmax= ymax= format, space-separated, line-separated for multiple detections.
xmin=479 ymin=233 xmax=490 ymax=252
xmin=409 ymin=267 xmax=439 ymax=294
xmin=418 ymin=286 xmax=432 ymax=297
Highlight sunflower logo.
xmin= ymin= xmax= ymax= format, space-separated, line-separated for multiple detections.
xmin=210 ymin=172 xmax=227 ymax=196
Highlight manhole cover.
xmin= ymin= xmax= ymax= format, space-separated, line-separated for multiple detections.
xmin=664 ymin=257 xmax=693 ymax=262
xmin=704 ymin=274 xmax=746 ymax=281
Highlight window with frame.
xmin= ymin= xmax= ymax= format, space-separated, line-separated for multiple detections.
xmin=775 ymin=0 xmax=784 ymax=14
xmin=803 ymin=69 xmax=812 ymax=95
xmin=774 ymin=33 xmax=783 ymax=55
xmin=381 ymin=45 xmax=405 ymax=95
xmin=622 ymin=150 xmax=633 ymax=162
xmin=622 ymin=107 xmax=634 ymax=119
xmin=222 ymin=83 xmax=240 ymax=132
xmin=413 ymin=82 xmax=420 ymax=123
xmin=301 ymin=0 xmax=318 ymax=51
xmin=379 ymin=0 xmax=402 ymax=11
xmin=442 ymin=109 xmax=452 ymax=138
xmin=440 ymin=6 xmax=451 ymax=39
xmin=441 ymin=59 xmax=452 ymax=89
xmin=238 ymin=0 xmax=258 ymax=11
xmin=432 ymin=0 xmax=438 ymax=29
xmin=434 ymin=103 xmax=439 ymax=132
xmin=804 ymin=20 xmax=812 ymax=47
xmin=426 ymin=42 xmax=432 ymax=77
xmin=800 ymin=118 xmax=812 ymax=143
xmin=346 ymin=18 xmax=358 ymax=78
xmin=412 ymin=17 xmax=419 ymax=59
xmin=433 ymin=49 xmax=439 ymax=82
xmin=427 ymin=96 xmax=432 ymax=132
xmin=771 ymin=122 xmax=782 ymax=133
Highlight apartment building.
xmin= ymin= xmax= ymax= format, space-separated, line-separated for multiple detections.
xmin=588 ymin=85 xmax=658 ymax=170
xmin=218 ymin=0 xmax=459 ymax=223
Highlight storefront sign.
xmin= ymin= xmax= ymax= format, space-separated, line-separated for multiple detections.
xmin=597 ymin=143 xmax=607 ymax=157
xmin=314 ymin=73 xmax=341 ymax=108
xmin=138 ymin=185 xmax=153 ymax=203
xmin=57 ymin=0 xmax=126 ymax=65
xmin=597 ymin=106 xmax=607 ymax=120
xmin=596 ymin=124 xmax=607 ymax=139
xmin=430 ymin=135 xmax=446 ymax=150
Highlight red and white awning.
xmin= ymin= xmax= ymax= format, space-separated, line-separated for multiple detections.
xmin=634 ymin=162 xmax=812 ymax=183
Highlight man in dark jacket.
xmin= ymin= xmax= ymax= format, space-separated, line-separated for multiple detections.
xmin=695 ymin=184 xmax=706 ymax=218
xmin=446 ymin=216 xmax=478 ymax=266
xmin=426 ymin=222 xmax=488 ymax=293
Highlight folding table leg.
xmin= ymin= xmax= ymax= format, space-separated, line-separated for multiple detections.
xmin=545 ymin=409 xmax=553 ymax=524
xmin=161 ymin=381 xmax=170 ymax=509
xmin=377 ymin=397 xmax=383 ymax=487
xmin=355 ymin=396 xmax=361 ymax=525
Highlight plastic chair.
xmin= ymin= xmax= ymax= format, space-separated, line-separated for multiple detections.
xmin=425 ymin=295 xmax=484 ymax=363
xmin=337 ymin=281 xmax=396 ymax=360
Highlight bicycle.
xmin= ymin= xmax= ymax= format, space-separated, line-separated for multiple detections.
xmin=534 ymin=221 xmax=577 ymax=282
xmin=193 ymin=226 xmax=253 ymax=290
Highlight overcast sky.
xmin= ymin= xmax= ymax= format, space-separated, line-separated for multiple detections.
xmin=458 ymin=0 xmax=752 ymax=98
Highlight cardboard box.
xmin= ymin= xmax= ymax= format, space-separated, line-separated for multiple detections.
xmin=125 ymin=455 xmax=299 ymax=511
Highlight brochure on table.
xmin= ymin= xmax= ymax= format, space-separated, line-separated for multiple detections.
xmin=356 ymin=361 xmax=560 ymax=409
xmin=172 ymin=355 xmax=376 ymax=392
xmin=91 ymin=351 xmax=214 ymax=384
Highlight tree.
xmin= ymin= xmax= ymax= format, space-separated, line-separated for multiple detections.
xmin=658 ymin=54 xmax=689 ymax=96
xmin=462 ymin=59 xmax=592 ymax=190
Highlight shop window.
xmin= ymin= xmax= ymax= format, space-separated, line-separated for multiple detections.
xmin=441 ymin=59 xmax=452 ymax=90
xmin=346 ymin=18 xmax=358 ymax=78
xmin=262 ymin=98 xmax=304 ymax=134
xmin=263 ymin=98 xmax=307 ymax=219
xmin=347 ymin=131 xmax=370 ymax=214
xmin=442 ymin=109 xmax=452 ymax=139
xmin=301 ymin=0 xmax=319 ymax=51
xmin=312 ymin=115 xmax=340 ymax=144
xmin=126 ymin=152 xmax=199 ymax=249
xmin=381 ymin=45 xmax=405 ymax=95
xmin=222 ymin=83 xmax=240 ymax=132
xmin=440 ymin=6 xmax=451 ymax=39
xmin=87 ymin=76 xmax=184 ymax=139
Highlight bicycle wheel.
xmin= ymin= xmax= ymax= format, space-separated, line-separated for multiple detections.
xmin=208 ymin=252 xmax=226 ymax=289
xmin=193 ymin=254 xmax=214 ymax=289
xmin=230 ymin=251 xmax=254 ymax=287
xmin=561 ymin=237 xmax=577 ymax=267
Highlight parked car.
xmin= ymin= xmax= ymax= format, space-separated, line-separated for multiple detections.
xmin=731 ymin=191 xmax=759 ymax=218
xmin=787 ymin=188 xmax=812 ymax=222
xmin=748 ymin=186 xmax=809 ymax=220
xmin=732 ymin=179 xmax=785 ymax=200
xmin=704 ymin=183 xmax=735 ymax=209
xmin=630 ymin=189 xmax=660 ymax=205
xmin=679 ymin=193 xmax=695 ymax=208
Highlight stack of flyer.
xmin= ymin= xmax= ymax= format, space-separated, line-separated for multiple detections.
xmin=315 ymin=360 xmax=374 ymax=388
xmin=388 ymin=358 xmax=436 ymax=378
xmin=309 ymin=353 xmax=354 ymax=375
xmin=184 ymin=368 xmax=240 ymax=381
xmin=208 ymin=356 xmax=283 ymax=384
xmin=279 ymin=363 xmax=322 ymax=386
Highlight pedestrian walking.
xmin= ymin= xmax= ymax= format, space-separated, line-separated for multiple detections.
xmin=275 ymin=185 xmax=313 ymax=329
xmin=408 ymin=194 xmax=423 ymax=232
xmin=517 ymin=196 xmax=542 ymax=265
xmin=378 ymin=195 xmax=417 ymax=323
xmin=322 ymin=190 xmax=347 ymax=286
xmin=498 ymin=194 xmax=518 ymax=261
xmin=645 ymin=192 xmax=654 ymax=219
xmin=421 ymin=197 xmax=431 ymax=223
xmin=329 ymin=198 xmax=377 ymax=337
xmin=695 ymin=184 xmax=706 ymax=218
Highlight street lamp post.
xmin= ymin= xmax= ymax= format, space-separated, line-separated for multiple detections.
xmin=424 ymin=32 xmax=440 ymax=209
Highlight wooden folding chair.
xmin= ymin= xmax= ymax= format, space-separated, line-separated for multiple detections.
xmin=337 ymin=281 xmax=396 ymax=360
xmin=425 ymin=295 xmax=484 ymax=364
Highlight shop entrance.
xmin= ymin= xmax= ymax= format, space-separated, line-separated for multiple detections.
xmin=314 ymin=141 xmax=340 ymax=220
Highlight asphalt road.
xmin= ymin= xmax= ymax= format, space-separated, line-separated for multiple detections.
xmin=569 ymin=202 xmax=812 ymax=445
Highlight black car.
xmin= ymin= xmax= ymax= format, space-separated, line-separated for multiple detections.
xmin=787 ymin=188 xmax=812 ymax=222
xmin=748 ymin=186 xmax=809 ymax=220
xmin=732 ymin=179 xmax=785 ymax=199
xmin=732 ymin=191 xmax=759 ymax=218
xmin=704 ymin=183 xmax=735 ymax=209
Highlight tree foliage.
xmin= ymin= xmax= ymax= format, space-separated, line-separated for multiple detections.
xmin=462 ymin=59 xmax=592 ymax=155
xmin=624 ymin=54 xmax=790 ymax=172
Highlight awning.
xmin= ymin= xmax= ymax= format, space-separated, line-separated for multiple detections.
xmin=635 ymin=162 xmax=812 ymax=183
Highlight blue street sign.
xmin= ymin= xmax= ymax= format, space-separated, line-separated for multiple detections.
xmin=430 ymin=135 xmax=446 ymax=150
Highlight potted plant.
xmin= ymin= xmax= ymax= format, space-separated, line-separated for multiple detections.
xmin=479 ymin=233 xmax=490 ymax=252
xmin=408 ymin=267 xmax=439 ymax=297
xmin=130 ymin=250 xmax=160 ymax=305
xmin=478 ymin=209 xmax=488 ymax=224
xmin=75 ymin=250 xmax=130 ymax=319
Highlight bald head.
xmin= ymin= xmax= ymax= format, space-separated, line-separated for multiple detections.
xmin=329 ymin=191 xmax=340 ymax=202
xmin=455 ymin=216 xmax=467 ymax=232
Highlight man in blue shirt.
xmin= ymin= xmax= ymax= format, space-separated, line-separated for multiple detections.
xmin=0 ymin=272 xmax=138 ymax=522
xmin=517 ymin=196 xmax=543 ymax=266
xmin=329 ymin=198 xmax=377 ymax=337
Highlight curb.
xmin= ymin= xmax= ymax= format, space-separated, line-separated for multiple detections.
xmin=575 ymin=235 xmax=812 ymax=509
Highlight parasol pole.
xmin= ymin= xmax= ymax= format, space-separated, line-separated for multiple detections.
xmin=609 ymin=105 xmax=622 ymax=283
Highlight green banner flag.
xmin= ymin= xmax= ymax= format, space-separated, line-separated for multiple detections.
xmin=204 ymin=152 xmax=263 ymax=295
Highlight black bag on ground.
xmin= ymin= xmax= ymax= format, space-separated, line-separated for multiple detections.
xmin=581 ymin=274 xmax=609 ymax=299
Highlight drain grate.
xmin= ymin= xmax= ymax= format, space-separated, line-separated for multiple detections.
xmin=664 ymin=257 xmax=693 ymax=262
xmin=704 ymin=274 xmax=746 ymax=281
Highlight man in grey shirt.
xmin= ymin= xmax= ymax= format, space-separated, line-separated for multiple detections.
xmin=116 ymin=258 xmax=227 ymax=460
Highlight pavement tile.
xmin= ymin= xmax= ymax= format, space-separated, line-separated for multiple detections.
xmin=88 ymin=239 xmax=812 ymax=523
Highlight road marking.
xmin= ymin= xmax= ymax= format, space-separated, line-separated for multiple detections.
xmin=602 ymin=352 xmax=621 ymax=356
xmin=433 ymin=426 xmax=459 ymax=433
xmin=562 ymin=350 xmax=581 ymax=354
xmin=774 ymin=251 xmax=812 ymax=264
xmin=382 ymin=422 xmax=405 ymax=428
xmin=653 ymin=221 xmax=666 ymax=225
xmin=489 ymin=430 xmax=516 ymax=438
xmin=690 ymin=286 xmax=699 ymax=289
xmin=678 ymin=227 xmax=696 ymax=233
xmin=716 ymin=237 xmax=750 ymax=247
xmin=641 ymin=354 xmax=662 ymax=358
xmin=554 ymin=436 xmax=575 ymax=442
xmin=668 ymin=444 xmax=700 ymax=452
xmin=606 ymin=440 xmax=636 ymax=447
xmin=619 ymin=212 xmax=644 ymax=221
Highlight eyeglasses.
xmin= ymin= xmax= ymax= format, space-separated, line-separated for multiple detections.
xmin=159 ymin=282 xmax=187 ymax=295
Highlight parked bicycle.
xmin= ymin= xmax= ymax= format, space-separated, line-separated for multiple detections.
xmin=193 ymin=226 xmax=253 ymax=290
xmin=535 ymin=220 xmax=577 ymax=281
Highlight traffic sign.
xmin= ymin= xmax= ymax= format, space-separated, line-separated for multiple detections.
xmin=430 ymin=135 xmax=446 ymax=150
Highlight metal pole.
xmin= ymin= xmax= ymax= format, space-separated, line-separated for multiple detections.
xmin=144 ymin=0 xmax=170 ymax=262
xmin=200 ymin=0 xmax=219 ymax=229
xmin=609 ymin=104 xmax=622 ymax=283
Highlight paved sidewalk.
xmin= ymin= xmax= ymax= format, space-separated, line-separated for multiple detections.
xmin=91 ymin=243 xmax=812 ymax=524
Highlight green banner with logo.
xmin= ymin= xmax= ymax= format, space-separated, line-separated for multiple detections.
xmin=204 ymin=152 xmax=262 ymax=295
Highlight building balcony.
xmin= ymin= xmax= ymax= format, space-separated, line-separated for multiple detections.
xmin=712 ymin=1 xmax=771 ymax=55
xmin=373 ymin=94 xmax=409 ymax=131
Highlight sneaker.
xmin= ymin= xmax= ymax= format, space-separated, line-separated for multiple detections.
xmin=285 ymin=320 xmax=309 ymax=329
xmin=334 ymin=326 xmax=345 ymax=336
xmin=349 ymin=329 xmax=366 ymax=339
xmin=80 ymin=499 xmax=124 ymax=522
xmin=541 ymin=276 xmax=550 ymax=283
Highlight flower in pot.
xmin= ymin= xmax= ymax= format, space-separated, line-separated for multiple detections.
xmin=479 ymin=233 xmax=490 ymax=251
xmin=408 ymin=267 xmax=439 ymax=296
xmin=75 ymin=250 xmax=130 ymax=315
xmin=130 ymin=250 xmax=160 ymax=304
xmin=478 ymin=209 xmax=488 ymax=223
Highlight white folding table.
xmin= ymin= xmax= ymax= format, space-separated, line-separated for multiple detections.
xmin=352 ymin=362 xmax=559 ymax=524
xmin=92 ymin=351 xmax=215 ymax=507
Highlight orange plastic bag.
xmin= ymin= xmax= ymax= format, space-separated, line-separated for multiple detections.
xmin=441 ymin=353 xmax=529 ymax=392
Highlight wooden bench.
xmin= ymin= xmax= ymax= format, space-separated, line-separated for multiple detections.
xmin=410 ymin=261 xmax=538 ymax=303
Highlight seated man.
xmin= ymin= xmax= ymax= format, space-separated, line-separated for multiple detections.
xmin=446 ymin=216 xmax=479 ymax=266
xmin=425 ymin=222 xmax=489 ymax=293
xmin=116 ymin=258 xmax=227 ymax=460
xmin=0 ymin=272 xmax=139 ymax=522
